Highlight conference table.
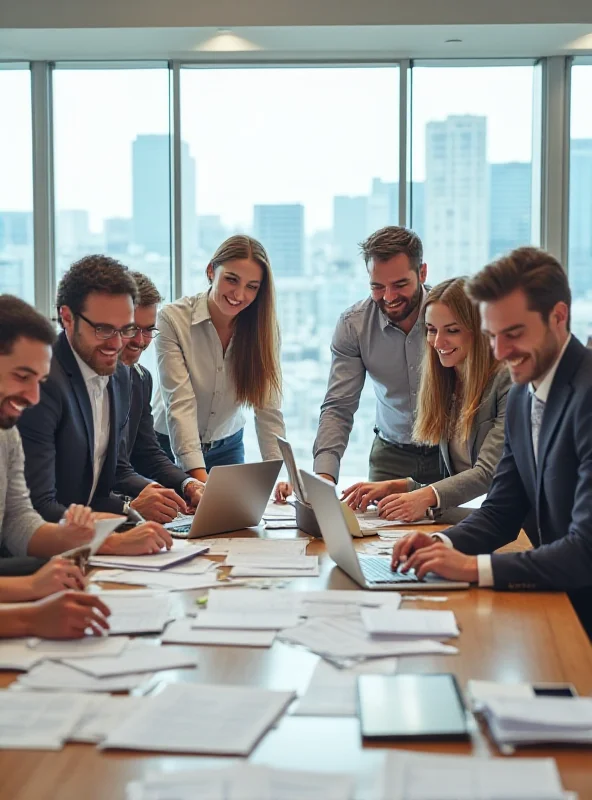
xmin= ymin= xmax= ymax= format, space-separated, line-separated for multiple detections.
xmin=1 ymin=524 xmax=591 ymax=800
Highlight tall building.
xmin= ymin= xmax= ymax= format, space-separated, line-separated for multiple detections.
xmin=0 ymin=211 xmax=33 ymax=250
xmin=425 ymin=115 xmax=489 ymax=284
xmin=104 ymin=217 xmax=132 ymax=255
xmin=132 ymin=135 xmax=197 ymax=263
xmin=253 ymin=204 xmax=304 ymax=277
xmin=367 ymin=178 xmax=398 ymax=232
xmin=197 ymin=214 xmax=228 ymax=258
xmin=489 ymin=162 xmax=532 ymax=260
xmin=332 ymin=195 xmax=367 ymax=265
xmin=569 ymin=139 xmax=592 ymax=298
xmin=57 ymin=210 xmax=91 ymax=254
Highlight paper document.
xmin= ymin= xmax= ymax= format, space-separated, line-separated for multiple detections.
xmin=205 ymin=538 xmax=308 ymax=556
xmin=102 ymin=592 xmax=172 ymax=635
xmin=262 ymin=501 xmax=297 ymax=520
xmin=27 ymin=635 xmax=129 ymax=658
xmin=192 ymin=610 xmax=300 ymax=630
xmin=60 ymin=516 xmax=125 ymax=560
xmin=206 ymin=588 xmax=401 ymax=617
xmin=61 ymin=640 xmax=198 ymax=678
xmin=483 ymin=696 xmax=592 ymax=746
xmin=0 ymin=690 xmax=90 ymax=750
xmin=467 ymin=680 xmax=534 ymax=711
xmin=163 ymin=619 xmax=276 ymax=648
xmin=14 ymin=660 xmax=151 ymax=692
xmin=165 ymin=559 xmax=217 ymax=575
xmin=69 ymin=695 xmax=145 ymax=743
xmin=0 ymin=639 xmax=46 ymax=671
xmin=101 ymin=681 xmax=295 ymax=755
xmin=93 ymin=569 xmax=221 ymax=592
xmin=361 ymin=609 xmax=460 ymax=639
xmin=294 ymin=656 xmax=398 ymax=717
xmin=229 ymin=556 xmax=319 ymax=578
xmin=382 ymin=750 xmax=566 ymax=800
xmin=90 ymin=543 xmax=208 ymax=571
xmin=279 ymin=617 xmax=458 ymax=661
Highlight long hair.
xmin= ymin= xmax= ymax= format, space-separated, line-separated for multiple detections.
xmin=208 ymin=235 xmax=281 ymax=409
xmin=413 ymin=278 xmax=500 ymax=445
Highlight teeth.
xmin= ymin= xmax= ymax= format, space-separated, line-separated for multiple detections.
xmin=438 ymin=349 xmax=456 ymax=355
xmin=8 ymin=400 xmax=25 ymax=411
xmin=226 ymin=297 xmax=241 ymax=306
xmin=508 ymin=356 xmax=527 ymax=367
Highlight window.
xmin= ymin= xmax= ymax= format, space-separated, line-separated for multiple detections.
xmin=180 ymin=66 xmax=399 ymax=474
xmin=52 ymin=66 xmax=173 ymax=302
xmin=569 ymin=61 xmax=592 ymax=346
xmin=410 ymin=64 xmax=537 ymax=285
xmin=0 ymin=66 xmax=34 ymax=302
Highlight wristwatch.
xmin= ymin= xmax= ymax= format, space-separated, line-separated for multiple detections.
xmin=122 ymin=496 xmax=132 ymax=515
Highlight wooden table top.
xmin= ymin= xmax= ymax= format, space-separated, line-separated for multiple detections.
xmin=1 ymin=526 xmax=591 ymax=800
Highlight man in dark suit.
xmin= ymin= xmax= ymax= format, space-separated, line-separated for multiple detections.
xmin=391 ymin=247 xmax=592 ymax=638
xmin=114 ymin=272 xmax=204 ymax=519
xmin=18 ymin=255 xmax=176 ymax=554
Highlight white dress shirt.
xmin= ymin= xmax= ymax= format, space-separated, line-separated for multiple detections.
xmin=435 ymin=336 xmax=572 ymax=587
xmin=70 ymin=342 xmax=110 ymax=503
xmin=153 ymin=292 xmax=285 ymax=472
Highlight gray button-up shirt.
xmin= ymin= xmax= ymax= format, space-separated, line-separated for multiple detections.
xmin=0 ymin=428 xmax=44 ymax=556
xmin=153 ymin=292 xmax=285 ymax=472
xmin=313 ymin=292 xmax=427 ymax=480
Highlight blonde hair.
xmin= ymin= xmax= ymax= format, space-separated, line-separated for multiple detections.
xmin=208 ymin=235 xmax=281 ymax=409
xmin=413 ymin=278 xmax=500 ymax=445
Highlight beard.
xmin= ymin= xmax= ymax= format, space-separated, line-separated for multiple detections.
xmin=378 ymin=282 xmax=423 ymax=324
xmin=72 ymin=330 xmax=119 ymax=376
xmin=0 ymin=395 xmax=31 ymax=429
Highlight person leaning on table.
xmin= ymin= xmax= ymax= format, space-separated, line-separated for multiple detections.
xmin=342 ymin=278 xmax=511 ymax=523
xmin=391 ymin=247 xmax=592 ymax=640
xmin=153 ymin=235 xmax=287 ymax=486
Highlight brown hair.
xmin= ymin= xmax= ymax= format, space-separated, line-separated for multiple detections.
xmin=413 ymin=278 xmax=501 ymax=445
xmin=360 ymin=226 xmax=423 ymax=273
xmin=129 ymin=271 xmax=162 ymax=307
xmin=0 ymin=295 xmax=56 ymax=355
xmin=467 ymin=247 xmax=571 ymax=330
xmin=208 ymin=235 xmax=281 ymax=409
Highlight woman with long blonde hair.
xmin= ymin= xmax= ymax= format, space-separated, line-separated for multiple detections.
xmin=343 ymin=277 xmax=511 ymax=522
xmin=153 ymin=235 xmax=285 ymax=483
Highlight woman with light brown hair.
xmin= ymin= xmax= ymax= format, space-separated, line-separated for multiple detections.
xmin=153 ymin=235 xmax=285 ymax=483
xmin=343 ymin=277 xmax=511 ymax=522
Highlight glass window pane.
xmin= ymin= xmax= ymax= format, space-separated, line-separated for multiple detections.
xmin=0 ymin=66 xmax=34 ymax=302
xmin=180 ymin=66 xmax=399 ymax=475
xmin=53 ymin=67 xmax=173 ymax=302
xmin=410 ymin=64 xmax=537 ymax=285
xmin=569 ymin=62 xmax=592 ymax=345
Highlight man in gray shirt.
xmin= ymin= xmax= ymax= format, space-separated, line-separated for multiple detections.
xmin=313 ymin=226 xmax=440 ymax=484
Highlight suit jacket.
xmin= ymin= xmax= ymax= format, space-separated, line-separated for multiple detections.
xmin=18 ymin=332 xmax=150 ymax=521
xmin=444 ymin=336 xmax=592 ymax=592
xmin=408 ymin=368 xmax=511 ymax=510
xmin=114 ymin=363 xmax=188 ymax=497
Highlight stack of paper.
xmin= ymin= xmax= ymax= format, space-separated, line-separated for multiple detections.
xmin=13 ymin=661 xmax=151 ymax=692
xmin=101 ymin=682 xmax=295 ymax=755
xmin=26 ymin=635 xmax=129 ymax=658
xmin=262 ymin=501 xmax=297 ymax=521
xmin=205 ymin=537 xmax=308 ymax=557
xmin=60 ymin=640 xmax=198 ymax=678
xmin=381 ymin=751 xmax=570 ymax=800
xmin=360 ymin=609 xmax=460 ymax=639
xmin=128 ymin=764 xmax=355 ymax=800
xmin=466 ymin=679 xmax=536 ymax=711
xmin=98 ymin=591 xmax=173 ymax=634
xmin=91 ymin=568 xmax=220 ymax=592
xmin=0 ymin=691 xmax=92 ymax=750
xmin=162 ymin=619 xmax=277 ymax=647
xmin=279 ymin=617 xmax=458 ymax=663
xmin=89 ymin=543 xmax=208 ymax=571
xmin=192 ymin=610 xmax=300 ymax=630
xmin=294 ymin=656 xmax=398 ymax=717
xmin=227 ymin=554 xmax=319 ymax=578
xmin=482 ymin=696 xmax=592 ymax=746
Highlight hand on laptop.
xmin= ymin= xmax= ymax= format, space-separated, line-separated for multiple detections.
xmin=391 ymin=532 xmax=478 ymax=582
xmin=130 ymin=483 xmax=188 ymax=523
xmin=377 ymin=486 xmax=436 ymax=522
xmin=99 ymin=522 xmax=173 ymax=555
xmin=341 ymin=479 xmax=408 ymax=511
xmin=183 ymin=479 xmax=205 ymax=510
xmin=274 ymin=482 xmax=293 ymax=503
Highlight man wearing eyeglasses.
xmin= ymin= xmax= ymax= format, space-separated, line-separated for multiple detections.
xmin=113 ymin=272 xmax=204 ymax=515
xmin=18 ymin=256 xmax=181 ymax=553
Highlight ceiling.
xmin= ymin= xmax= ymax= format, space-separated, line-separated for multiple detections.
xmin=1 ymin=24 xmax=592 ymax=62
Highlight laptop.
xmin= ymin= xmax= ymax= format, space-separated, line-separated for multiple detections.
xmin=300 ymin=470 xmax=470 ymax=591
xmin=166 ymin=460 xmax=282 ymax=539
xmin=276 ymin=436 xmax=308 ymax=503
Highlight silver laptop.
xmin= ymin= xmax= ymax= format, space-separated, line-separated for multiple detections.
xmin=300 ymin=470 xmax=469 ymax=591
xmin=167 ymin=461 xmax=282 ymax=538
xmin=276 ymin=436 xmax=308 ymax=504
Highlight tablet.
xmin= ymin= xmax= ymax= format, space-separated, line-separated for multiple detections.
xmin=357 ymin=673 xmax=470 ymax=741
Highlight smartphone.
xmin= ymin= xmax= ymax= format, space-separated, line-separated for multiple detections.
xmin=532 ymin=683 xmax=578 ymax=698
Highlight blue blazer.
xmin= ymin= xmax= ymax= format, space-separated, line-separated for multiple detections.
xmin=18 ymin=332 xmax=150 ymax=521
xmin=445 ymin=336 xmax=592 ymax=594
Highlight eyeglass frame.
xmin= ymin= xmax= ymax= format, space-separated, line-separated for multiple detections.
xmin=76 ymin=311 xmax=140 ymax=341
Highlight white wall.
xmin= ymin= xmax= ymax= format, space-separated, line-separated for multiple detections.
xmin=2 ymin=0 xmax=592 ymax=29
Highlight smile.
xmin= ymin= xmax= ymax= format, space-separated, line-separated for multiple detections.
xmin=507 ymin=355 xmax=528 ymax=367
xmin=224 ymin=296 xmax=241 ymax=307
xmin=7 ymin=399 xmax=26 ymax=412
xmin=438 ymin=348 xmax=457 ymax=356
xmin=384 ymin=299 xmax=405 ymax=308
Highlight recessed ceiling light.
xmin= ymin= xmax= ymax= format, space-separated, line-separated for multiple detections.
xmin=445 ymin=38 xmax=463 ymax=43
xmin=197 ymin=28 xmax=262 ymax=52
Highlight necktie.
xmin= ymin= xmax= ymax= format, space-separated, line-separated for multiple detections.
xmin=531 ymin=393 xmax=545 ymax=464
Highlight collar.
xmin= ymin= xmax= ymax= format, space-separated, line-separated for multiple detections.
xmin=378 ymin=284 xmax=428 ymax=332
xmin=68 ymin=337 xmax=109 ymax=388
xmin=529 ymin=334 xmax=572 ymax=403
xmin=190 ymin=291 xmax=212 ymax=326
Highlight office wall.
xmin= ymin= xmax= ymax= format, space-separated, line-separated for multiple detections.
xmin=2 ymin=0 xmax=592 ymax=29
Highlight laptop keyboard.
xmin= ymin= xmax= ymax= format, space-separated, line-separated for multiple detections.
xmin=168 ymin=524 xmax=191 ymax=538
xmin=359 ymin=556 xmax=419 ymax=584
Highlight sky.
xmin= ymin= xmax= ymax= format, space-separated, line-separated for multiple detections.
xmin=0 ymin=63 xmax=591 ymax=233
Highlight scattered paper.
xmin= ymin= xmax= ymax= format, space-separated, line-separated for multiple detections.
xmin=360 ymin=609 xmax=460 ymax=639
xmin=69 ymin=694 xmax=145 ymax=743
xmin=204 ymin=538 xmax=309 ymax=557
xmin=230 ymin=556 xmax=319 ymax=578
xmin=60 ymin=516 xmax=125 ymax=559
xmin=192 ymin=610 xmax=300 ymax=631
xmin=101 ymin=592 xmax=172 ymax=635
xmin=101 ymin=682 xmax=295 ymax=755
xmin=0 ymin=640 xmax=46 ymax=671
xmin=484 ymin=696 xmax=592 ymax=746
xmin=206 ymin=589 xmax=401 ymax=618
xmin=61 ymin=640 xmax=198 ymax=678
xmin=14 ymin=661 xmax=151 ymax=692
xmin=162 ymin=619 xmax=276 ymax=648
xmin=0 ymin=690 xmax=90 ymax=750
xmin=467 ymin=680 xmax=534 ymax=711
xmin=262 ymin=501 xmax=297 ymax=521
xmin=93 ymin=569 xmax=222 ymax=592
xmin=90 ymin=544 xmax=208 ymax=571
xmin=26 ymin=635 xmax=129 ymax=659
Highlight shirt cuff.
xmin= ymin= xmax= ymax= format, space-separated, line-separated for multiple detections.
xmin=177 ymin=451 xmax=206 ymax=472
xmin=477 ymin=555 xmax=494 ymax=587
xmin=181 ymin=477 xmax=200 ymax=494
xmin=429 ymin=485 xmax=441 ymax=509
xmin=431 ymin=532 xmax=453 ymax=548
xmin=312 ymin=453 xmax=340 ymax=483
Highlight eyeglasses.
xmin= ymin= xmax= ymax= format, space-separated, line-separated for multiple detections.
xmin=137 ymin=327 xmax=160 ymax=339
xmin=77 ymin=312 xmax=139 ymax=340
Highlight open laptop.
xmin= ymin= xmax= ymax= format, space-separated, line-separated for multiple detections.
xmin=276 ymin=436 xmax=308 ymax=503
xmin=300 ymin=470 xmax=469 ymax=591
xmin=166 ymin=460 xmax=282 ymax=539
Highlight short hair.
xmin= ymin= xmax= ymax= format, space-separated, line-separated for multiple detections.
xmin=360 ymin=226 xmax=424 ymax=272
xmin=467 ymin=247 xmax=571 ymax=330
xmin=129 ymin=271 xmax=162 ymax=307
xmin=56 ymin=255 xmax=137 ymax=327
xmin=0 ymin=295 xmax=56 ymax=355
